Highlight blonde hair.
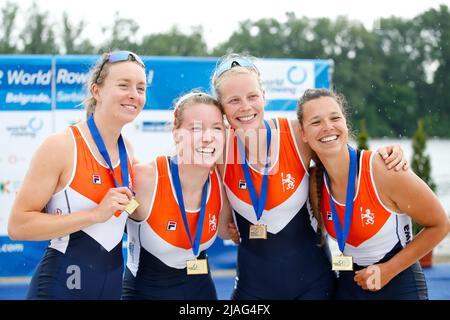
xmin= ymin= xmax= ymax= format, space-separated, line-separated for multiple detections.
xmin=173 ymin=90 xmax=223 ymax=129
xmin=211 ymin=53 xmax=263 ymax=102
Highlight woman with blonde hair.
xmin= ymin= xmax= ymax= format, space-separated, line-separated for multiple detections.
xmin=8 ymin=51 xmax=147 ymax=299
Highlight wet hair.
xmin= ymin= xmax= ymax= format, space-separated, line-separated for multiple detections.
xmin=296 ymin=88 xmax=352 ymax=241
xmin=83 ymin=51 xmax=145 ymax=119
xmin=211 ymin=53 xmax=263 ymax=102
xmin=173 ymin=90 xmax=223 ymax=129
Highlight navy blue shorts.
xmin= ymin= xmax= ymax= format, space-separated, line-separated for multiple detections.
xmin=231 ymin=206 xmax=336 ymax=300
xmin=334 ymin=261 xmax=428 ymax=300
xmin=27 ymin=247 xmax=123 ymax=300
xmin=121 ymin=249 xmax=217 ymax=300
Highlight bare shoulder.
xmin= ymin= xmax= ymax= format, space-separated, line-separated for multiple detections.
xmin=133 ymin=161 xmax=155 ymax=176
xmin=289 ymin=118 xmax=312 ymax=166
xmin=133 ymin=161 xmax=157 ymax=188
xmin=123 ymin=136 xmax=138 ymax=164
xmin=35 ymin=129 xmax=73 ymax=164
xmin=371 ymin=150 xmax=411 ymax=196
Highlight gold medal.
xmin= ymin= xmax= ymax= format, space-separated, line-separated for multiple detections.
xmin=249 ymin=223 xmax=267 ymax=240
xmin=186 ymin=258 xmax=208 ymax=275
xmin=125 ymin=198 xmax=140 ymax=215
xmin=332 ymin=254 xmax=353 ymax=271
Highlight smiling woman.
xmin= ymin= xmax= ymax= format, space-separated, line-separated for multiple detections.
xmin=299 ymin=88 xmax=450 ymax=300
xmin=7 ymin=50 xmax=147 ymax=300
xmin=121 ymin=90 xmax=235 ymax=300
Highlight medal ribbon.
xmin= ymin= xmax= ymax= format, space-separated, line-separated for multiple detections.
xmin=87 ymin=114 xmax=130 ymax=189
xmin=324 ymin=145 xmax=357 ymax=254
xmin=237 ymin=120 xmax=271 ymax=222
xmin=170 ymin=157 xmax=209 ymax=257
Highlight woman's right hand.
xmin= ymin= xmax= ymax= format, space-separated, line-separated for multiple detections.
xmin=91 ymin=187 xmax=134 ymax=223
xmin=228 ymin=222 xmax=241 ymax=244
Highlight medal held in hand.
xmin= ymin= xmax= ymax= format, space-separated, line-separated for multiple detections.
xmin=125 ymin=197 xmax=140 ymax=215
xmin=325 ymin=145 xmax=357 ymax=272
xmin=249 ymin=223 xmax=267 ymax=239
xmin=87 ymin=114 xmax=137 ymax=215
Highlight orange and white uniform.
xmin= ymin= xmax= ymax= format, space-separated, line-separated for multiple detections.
xmin=224 ymin=118 xmax=310 ymax=233
xmin=322 ymin=150 xmax=428 ymax=300
xmin=126 ymin=155 xmax=222 ymax=274
xmin=27 ymin=125 xmax=131 ymax=299
xmin=322 ymin=150 xmax=413 ymax=266
xmin=223 ymin=117 xmax=335 ymax=300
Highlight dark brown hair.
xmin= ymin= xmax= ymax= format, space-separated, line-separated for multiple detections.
xmin=297 ymin=88 xmax=352 ymax=241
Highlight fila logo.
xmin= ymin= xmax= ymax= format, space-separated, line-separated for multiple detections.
xmin=167 ymin=221 xmax=177 ymax=231
xmin=326 ymin=211 xmax=332 ymax=221
xmin=92 ymin=174 xmax=102 ymax=185
xmin=238 ymin=180 xmax=247 ymax=190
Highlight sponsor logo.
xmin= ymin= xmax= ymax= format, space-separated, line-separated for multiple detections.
xmin=6 ymin=117 xmax=44 ymax=138
xmin=167 ymin=221 xmax=177 ymax=231
xmin=326 ymin=211 xmax=332 ymax=221
xmin=404 ymin=224 xmax=411 ymax=243
xmin=238 ymin=180 xmax=247 ymax=190
xmin=92 ymin=174 xmax=102 ymax=185
xmin=287 ymin=65 xmax=307 ymax=85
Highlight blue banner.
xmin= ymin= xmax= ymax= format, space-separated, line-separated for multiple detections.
xmin=0 ymin=236 xmax=47 ymax=277
xmin=0 ymin=55 xmax=53 ymax=111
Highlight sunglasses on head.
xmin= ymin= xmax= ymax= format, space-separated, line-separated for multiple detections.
xmin=95 ymin=50 xmax=145 ymax=83
xmin=213 ymin=57 xmax=259 ymax=79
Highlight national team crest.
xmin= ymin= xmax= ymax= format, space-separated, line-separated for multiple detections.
xmin=281 ymin=172 xmax=295 ymax=192
xmin=209 ymin=214 xmax=217 ymax=232
xmin=167 ymin=220 xmax=177 ymax=231
xmin=360 ymin=207 xmax=375 ymax=226
xmin=92 ymin=174 xmax=102 ymax=185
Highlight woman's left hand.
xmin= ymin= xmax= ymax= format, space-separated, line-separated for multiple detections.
xmin=353 ymin=263 xmax=395 ymax=291
xmin=377 ymin=144 xmax=409 ymax=171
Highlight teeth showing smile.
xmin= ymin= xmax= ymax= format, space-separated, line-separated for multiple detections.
xmin=196 ymin=147 xmax=215 ymax=154
xmin=122 ymin=104 xmax=137 ymax=111
xmin=237 ymin=114 xmax=256 ymax=122
xmin=320 ymin=135 xmax=338 ymax=142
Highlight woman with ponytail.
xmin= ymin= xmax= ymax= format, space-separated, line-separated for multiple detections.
xmin=298 ymin=88 xmax=449 ymax=299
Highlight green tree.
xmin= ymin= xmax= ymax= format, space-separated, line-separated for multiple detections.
xmin=140 ymin=26 xmax=208 ymax=56
xmin=20 ymin=2 xmax=58 ymax=54
xmin=99 ymin=12 xmax=140 ymax=53
xmin=417 ymin=5 xmax=450 ymax=137
xmin=411 ymin=118 xmax=436 ymax=235
xmin=61 ymin=12 xmax=94 ymax=54
xmin=357 ymin=119 xmax=370 ymax=150
xmin=0 ymin=1 xmax=18 ymax=53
